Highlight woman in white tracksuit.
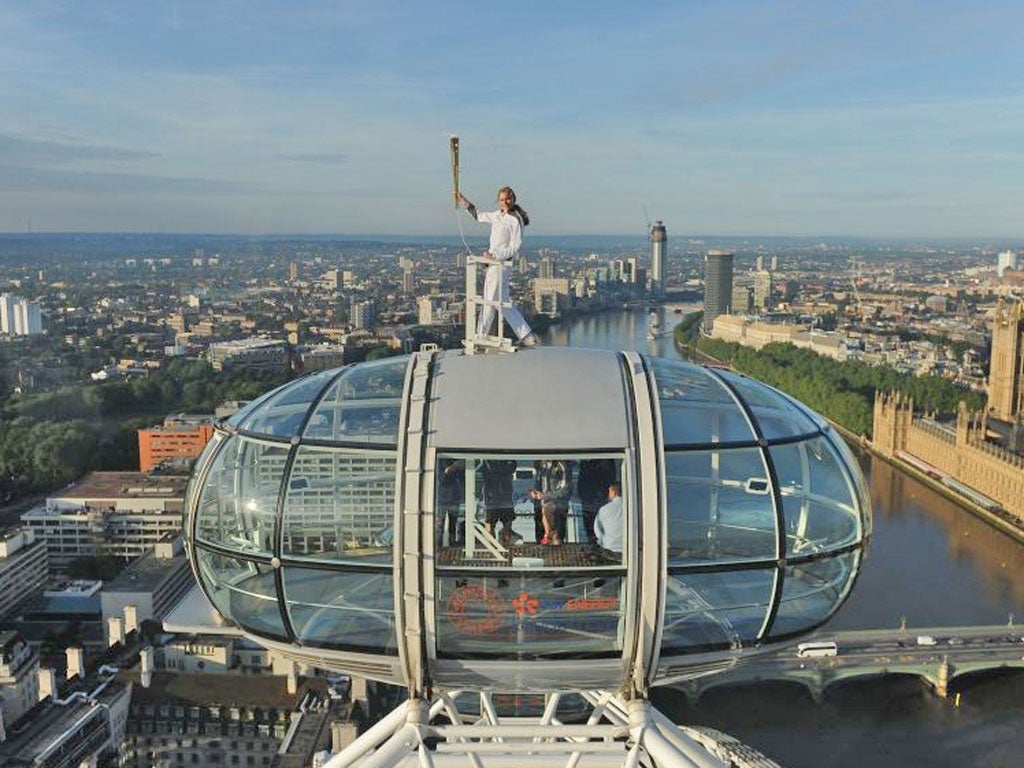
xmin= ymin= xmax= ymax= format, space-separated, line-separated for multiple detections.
xmin=456 ymin=186 xmax=537 ymax=345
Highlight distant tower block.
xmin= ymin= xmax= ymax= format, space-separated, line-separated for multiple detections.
xmin=650 ymin=221 xmax=666 ymax=294
xmin=703 ymin=250 xmax=734 ymax=333
xmin=140 ymin=646 xmax=154 ymax=688
xmin=123 ymin=604 xmax=139 ymax=635
xmin=988 ymin=299 xmax=1024 ymax=421
xmin=65 ymin=647 xmax=84 ymax=680
xmin=107 ymin=617 xmax=125 ymax=647
xmin=38 ymin=667 xmax=57 ymax=701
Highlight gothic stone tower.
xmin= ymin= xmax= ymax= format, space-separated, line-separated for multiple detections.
xmin=988 ymin=299 xmax=1024 ymax=421
xmin=873 ymin=391 xmax=913 ymax=457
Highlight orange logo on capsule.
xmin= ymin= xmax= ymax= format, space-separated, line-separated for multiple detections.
xmin=513 ymin=591 xmax=539 ymax=616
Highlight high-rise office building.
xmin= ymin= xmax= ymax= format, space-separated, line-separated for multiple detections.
xmin=731 ymin=284 xmax=752 ymax=314
xmin=650 ymin=221 xmax=666 ymax=294
xmin=0 ymin=294 xmax=42 ymax=336
xmin=539 ymin=251 xmax=556 ymax=279
xmin=997 ymin=250 xmax=1019 ymax=277
xmin=418 ymin=296 xmax=439 ymax=325
xmin=753 ymin=270 xmax=773 ymax=310
xmin=517 ymin=253 xmax=530 ymax=275
xmin=770 ymin=255 xmax=779 ymax=271
xmin=703 ymin=250 xmax=734 ymax=333
xmin=288 ymin=261 xmax=299 ymax=282
xmin=755 ymin=254 xmax=764 ymax=272
xmin=402 ymin=266 xmax=416 ymax=295
xmin=988 ymin=298 xmax=1024 ymax=421
xmin=351 ymin=299 xmax=377 ymax=330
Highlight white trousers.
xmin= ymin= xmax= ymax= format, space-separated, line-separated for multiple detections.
xmin=477 ymin=263 xmax=532 ymax=341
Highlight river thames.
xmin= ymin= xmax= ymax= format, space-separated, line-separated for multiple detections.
xmin=542 ymin=305 xmax=1024 ymax=768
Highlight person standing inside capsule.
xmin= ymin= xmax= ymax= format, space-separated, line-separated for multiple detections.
xmin=456 ymin=187 xmax=538 ymax=346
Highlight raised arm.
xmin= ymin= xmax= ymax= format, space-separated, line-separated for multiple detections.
xmin=456 ymin=192 xmax=483 ymax=222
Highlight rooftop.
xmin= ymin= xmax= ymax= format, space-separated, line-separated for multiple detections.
xmin=103 ymin=549 xmax=188 ymax=594
xmin=50 ymin=471 xmax=188 ymax=500
xmin=125 ymin=671 xmax=325 ymax=710
xmin=0 ymin=680 xmax=129 ymax=765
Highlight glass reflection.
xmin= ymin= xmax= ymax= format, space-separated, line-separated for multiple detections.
xmin=436 ymin=575 xmax=624 ymax=658
xmin=661 ymin=570 xmax=774 ymax=652
xmin=770 ymin=551 xmax=859 ymax=636
xmin=715 ymin=371 xmax=818 ymax=440
xmin=825 ymin=430 xmax=873 ymax=537
xmin=283 ymin=567 xmax=397 ymax=653
xmin=225 ymin=381 xmax=292 ymax=429
xmin=195 ymin=548 xmax=285 ymax=638
xmin=283 ymin=447 xmax=396 ymax=562
xmin=665 ymin=449 xmax=777 ymax=564
xmin=195 ymin=437 xmax=290 ymax=555
xmin=235 ymin=370 xmax=336 ymax=438
xmin=770 ymin=438 xmax=859 ymax=555
xmin=184 ymin=433 xmax=223 ymax=530
xmin=646 ymin=357 xmax=755 ymax=445
xmin=303 ymin=357 xmax=408 ymax=444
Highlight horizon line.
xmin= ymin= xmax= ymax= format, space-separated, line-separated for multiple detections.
xmin=0 ymin=230 xmax=1021 ymax=244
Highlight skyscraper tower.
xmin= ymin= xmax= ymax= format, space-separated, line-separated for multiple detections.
xmin=702 ymin=250 xmax=734 ymax=334
xmin=650 ymin=220 xmax=666 ymax=294
xmin=539 ymin=251 xmax=556 ymax=279
xmin=988 ymin=298 xmax=1024 ymax=421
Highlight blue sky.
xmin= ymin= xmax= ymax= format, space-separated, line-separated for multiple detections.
xmin=1 ymin=1 xmax=1023 ymax=237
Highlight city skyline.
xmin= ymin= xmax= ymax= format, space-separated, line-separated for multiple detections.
xmin=2 ymin=3 xmax=1024 ymax=238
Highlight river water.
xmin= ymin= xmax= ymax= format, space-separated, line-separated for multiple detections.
xmin=541 ymin=305 xmax=1024 ymax=768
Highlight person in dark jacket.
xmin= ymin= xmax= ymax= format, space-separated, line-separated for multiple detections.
xmin=578 ymin=459 xmax=617 ymax=546
xmin=481 ymin=459 xmax=517 ymax=544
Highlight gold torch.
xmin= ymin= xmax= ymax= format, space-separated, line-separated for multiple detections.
xmin=450 ymin=134 xmax=460 ymax=208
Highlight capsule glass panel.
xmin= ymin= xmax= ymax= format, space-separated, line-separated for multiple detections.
xmin=769 ymin=551 xmax=860 ymax=637
xmin=770 ymin=437 xmax=859 ymax=555
xmin=303 ymin=357 xmax=408 ymax=444
xmin=282 ymin=567 xmax=398 ymax=653
xmin=665 ymin=448 xmax=777 ymax=565
xmin=282 ymin=447 xmax=396 ymax=563
xmin=661 ymin=570 xmax=775 ymax=652
xmin=436 ymin=574 xmax=625 ymax=659
xmin=225 ymin=381 xmax=292 ymax=429
xmin=195 ymin=437 xmax=290 ymax=555
xmin=434 ymin=453 xmax=628 ymax=660
xmin=647 ymin=358 xmax=756 ymax=445
xmin=184 ymin=433 xmax=223 ymax=533
xmin=825 ymin=428 xmax=873 ymax=537
xmin=195 ymin=548 xmax=285 ymax=639
xmin=715 ymin=371 xmax=818 ymax=440
xmin=234 ymin=370 xmax=337 ymax=438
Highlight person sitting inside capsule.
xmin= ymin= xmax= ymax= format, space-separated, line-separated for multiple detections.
xmin=594 ymin=482 xmax=624 ymax=554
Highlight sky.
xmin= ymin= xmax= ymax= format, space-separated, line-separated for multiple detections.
xmin=1 ymin=1 xmax=1023 ymax=238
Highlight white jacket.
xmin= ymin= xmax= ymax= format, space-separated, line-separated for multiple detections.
xmin=474 ymin=209 xmax=522 ymax=262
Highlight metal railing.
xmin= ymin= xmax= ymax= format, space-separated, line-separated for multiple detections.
xmin=464 ymin=256 xmax=515 ymax=355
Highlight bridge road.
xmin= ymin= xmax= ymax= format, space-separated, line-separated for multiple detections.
xmin=681 ymin=626 xmax=1024 ymax=702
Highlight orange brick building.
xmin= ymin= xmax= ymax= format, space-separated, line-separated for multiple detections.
xmin=138 ymin=415 xmax=216 ymax=473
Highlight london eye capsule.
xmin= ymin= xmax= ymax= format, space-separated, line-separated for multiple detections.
xmin=183 ymin=347 xmax=871 ymax=694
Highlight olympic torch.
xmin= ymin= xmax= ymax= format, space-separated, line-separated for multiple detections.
xmin=450 ymin=134 xmax=460 ymax=208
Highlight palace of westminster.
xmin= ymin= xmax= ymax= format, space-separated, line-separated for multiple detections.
xmin=874 ymin=298 xmax=1024 ymax=520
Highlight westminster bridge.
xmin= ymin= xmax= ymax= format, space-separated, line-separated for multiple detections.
xmin=678 ymin=625 xmax=1024 ymax=702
